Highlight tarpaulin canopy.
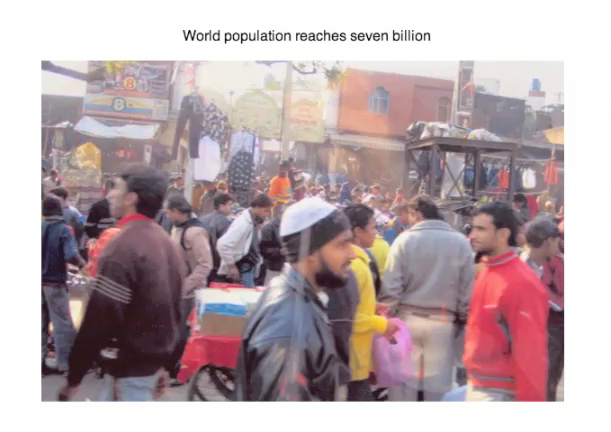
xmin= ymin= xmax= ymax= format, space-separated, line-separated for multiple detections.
xmin=543 ymin=127 xmax=564 ymax=146
xmin=330 ymin=133 xmax=404 ymax=152
xmin=74 ymin=116 xmax=159 ymax=140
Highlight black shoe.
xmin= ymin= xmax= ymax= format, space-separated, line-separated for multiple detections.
xmin=169 ymin=378 xmax=185 ymax=387
xmin=42 ymin=363 xmax=62 ymax=377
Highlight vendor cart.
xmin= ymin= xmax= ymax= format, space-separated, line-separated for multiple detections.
xmin=403 ymin=136 xmax=519 ymax=230
xmin=179 ymin=284 xmax=263 ymax=401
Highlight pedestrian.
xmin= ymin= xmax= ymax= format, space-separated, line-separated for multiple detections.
xmin=381 ymin=195 xmax=475 ymax=401
xmin=368 ymin=233 xmax=390 ymax=288
xmin=351 ymin=186 xmax=364 ymax=204
xmin=201 ymin=193 xmax=234 ymax=284
xmin=512 ymin=193 xmax=530 ymax=225
xmin=268 ymin=160 xmax=292 ymax=205
xmin=42 ymin=196 xmax=86 ymax=376
xmin=384 ymin=202 xmax=410 ymax=245
xmin=50 ymin=187 xmax=85 ymax=242
xmin=43 ymin=168 xmax=61 ymax=196
xmin=339 ymin=180 xmax=354 ymax=204
xmin=234 ymin=197 xmax=356 ymax=400
xmin=343 ymin=204 xmax=398 ymax=401
xmin=85 ymin=179 xmax=116 ymax=240
xmin=58 ymin=165 xmax=186 ymax=401
xmin=217 ymin=193 xmax=273 ymax=287
xmin=464 ymin=202 xmax=548 ymax=401
xmin=260 ymin=202 xmax=289 ymax=285
xmin=164 ymin=195 xmax=213 ymax=386
xmin=217 ymin=180 xmax=229 ymax=194
xmin=522 ymin=217 xmax=564 ymax=401
xmin=198 ymin=181 xmax=219 ymax=217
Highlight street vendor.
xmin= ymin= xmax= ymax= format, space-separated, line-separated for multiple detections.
xmin=234 ymin=197 xmax=356 ymax=401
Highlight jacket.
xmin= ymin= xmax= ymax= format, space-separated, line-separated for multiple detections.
xmin=463 ymin=249 xmax=548 ymax=401
xmin=199 ymin=189 xmax=218 ymax=217
xmin=85 ymin=198 xmax=115 ymax=239
xmin=268 ymin=175 xmax=292 ymax=203
xmin=42 ymin=216 xmax=79 ymax=284
xmin=234 ymin=266 xmax=347 ymax=401
xmin=201 ymin=211 xmax=232 ymax=273
xmin=217 ymin=209 xmax=260 ymax=276
xmin=259 ymin=218 xmax=284 ymax=272
xmin=324 ymin=270 xmax=359 ymax=386
xmin=171 ymin=217 xmax=213 ymax=297
xmin=350 ymin=245 xmax=388 ymax=381
xmin=63 ymin=205 xmax=84 ymax=241
xmin=369 ymin=236 xmax=390 ymax=280
xmin=380 ymin=219 xmax=475 ymax=322
xmin=67 ymin=214 xmax=186 ymax=387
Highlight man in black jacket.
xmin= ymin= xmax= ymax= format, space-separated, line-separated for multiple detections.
xmin=234 ymin=197 xmax=356 ymax=401
xmin=85 ymin=179 xmax=116 ymax=240
xmin=58 ymin=165 xmax=185 ymax=401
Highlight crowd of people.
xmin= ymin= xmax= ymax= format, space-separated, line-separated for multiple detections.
xmin=41 ymin=159 xmax=564 ymax=402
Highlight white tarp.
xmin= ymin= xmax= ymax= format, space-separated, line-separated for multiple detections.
xmin=74 ymin=116 xmax=159 ymax=140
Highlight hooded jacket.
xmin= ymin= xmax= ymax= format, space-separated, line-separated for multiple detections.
xmin=234 ymin=266 xmax=347 ymax=401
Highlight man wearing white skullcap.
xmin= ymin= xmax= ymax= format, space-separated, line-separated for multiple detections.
xmin=234 ymin=197 xmax=357 ymax=401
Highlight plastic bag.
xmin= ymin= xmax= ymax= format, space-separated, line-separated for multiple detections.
xmin=372 ymin=318 xmax=413 ymax=387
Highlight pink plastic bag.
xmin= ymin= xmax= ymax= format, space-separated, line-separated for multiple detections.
xmin=372 ymin=318 xmax=413 ymax=388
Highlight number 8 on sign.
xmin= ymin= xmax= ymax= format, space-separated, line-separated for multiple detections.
xmin=112 ymin=97 xmax=126 ymax=112
xmin=123 ymin=77 xmax=137 ymax=91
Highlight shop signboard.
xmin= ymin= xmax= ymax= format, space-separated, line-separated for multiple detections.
xmin=84 ymin=61 xmax=173 ymax=121
xmin=290 ymin=92 xmax=324 ymax=143
xmin=232 ymin=90 xmax=282 ymax=139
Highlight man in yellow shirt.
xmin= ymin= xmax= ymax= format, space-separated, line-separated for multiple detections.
xmin=343 ymin=204 xmax=398 ymax=401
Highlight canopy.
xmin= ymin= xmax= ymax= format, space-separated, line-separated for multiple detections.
xmin=543 ymin=127 xmax=564 ymax=146
xmin=74 ymin=116 xmax=159 ymax=140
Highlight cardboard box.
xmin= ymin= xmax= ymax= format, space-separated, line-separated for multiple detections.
xmin=199 ymin=313 xmax=248 ymax=337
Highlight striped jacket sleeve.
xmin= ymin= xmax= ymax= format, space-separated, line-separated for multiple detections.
xmin=67 ymin=257 xmax=132 ymax=387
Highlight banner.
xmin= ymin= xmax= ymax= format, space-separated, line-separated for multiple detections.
xmin=84 ymin=61 xmax=173 ymax=121
xmin=290 ymin=92 xmax=324 ymax=143
xmin=232 ymin=90 xmax=282 ymax=139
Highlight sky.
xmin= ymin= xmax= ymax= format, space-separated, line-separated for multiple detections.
xmin=42 ymin=60 xmax=563 ymax=104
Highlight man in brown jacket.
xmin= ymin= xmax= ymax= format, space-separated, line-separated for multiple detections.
xmin=165 ymin=195 xmax=213 ymax=385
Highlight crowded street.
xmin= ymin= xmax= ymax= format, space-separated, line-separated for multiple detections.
xmin=41 ymin=60 xmax=564 ymax=402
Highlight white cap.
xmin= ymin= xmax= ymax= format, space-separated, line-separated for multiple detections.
xmin=279 ymin=197 xmax=337 ymax=237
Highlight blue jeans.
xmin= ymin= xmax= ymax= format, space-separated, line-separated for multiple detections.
xmin=42 ymin=284 xmax=76 ymax=371
xmin=99 ymin=372 xmax=161 ymax=401
xmin=240 ymin=269 xmax=256 ymax=288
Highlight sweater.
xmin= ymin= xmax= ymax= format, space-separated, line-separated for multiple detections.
xmin=463 ymin=249 xmax=548 ymax=401
xmin=349 ymin=245 xmax=388 ymax=381
xmin=67 ymin=214 xmax=186 ymax=386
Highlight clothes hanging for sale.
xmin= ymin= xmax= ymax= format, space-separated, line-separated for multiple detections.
xmin=498 ymin=168 xmax=509 ymax=189
xmin=230 ymin=131 xmax=261 ymax=168
xmin=522 ymin=168 xmax=536 ymax=189
xmin=544 ymin=160 xmax=558 ymax=185
xmin=193 ymin=136 xmax=221 ymax=182
xmin=202 ymin=102 xmax=230 ymax=147
xmin=228 ymin=150 xmax=255 ymax=208
xmin=173 ymin=93 xmax=205 ymax=159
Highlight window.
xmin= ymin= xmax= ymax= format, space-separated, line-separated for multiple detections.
xmin=437 ymin=97 xmax=451 ymax=122
xmin=369 ymin=87 xmax=389 ymax=114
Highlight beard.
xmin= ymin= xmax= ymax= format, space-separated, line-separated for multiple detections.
xmin=314 ymin=255 xmax=348 ymax=289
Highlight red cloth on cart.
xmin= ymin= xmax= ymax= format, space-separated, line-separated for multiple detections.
xmin=178 ymin=332 xmax=242 ymax=382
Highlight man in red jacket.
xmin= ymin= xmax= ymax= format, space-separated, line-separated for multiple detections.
xmin=464 ymin=202 xmax=548 ymax=401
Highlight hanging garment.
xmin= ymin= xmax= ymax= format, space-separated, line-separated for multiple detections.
xmin=202 ymin=102 xmax=230 ymax=145
xmin=545 ymin=161 xmax=558 ymax=185
xmin=522 ymin=168 xmax=537 ymax=189
xmin=498 ymin=169 xmax=509 ymax=189
xmin=228 ymin=150 xmax=255 ymax=192
xmin=230 ymin=131 xmax=255 ymax=160
xmin=487 ymin=167 xmax=499 ymax=188
xmin=173 ymin=93 xmax=205 ymax=159
xmin=193 ymin=136 xmax=221 ymax=182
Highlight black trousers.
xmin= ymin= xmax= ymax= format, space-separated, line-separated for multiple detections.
xmin=165 ymin=297 xmax=196 ymax=379
xmin=547 ymin=310 xmax=564 ymax=401
xmin=347 ymin=379 xmax=374 ymax=401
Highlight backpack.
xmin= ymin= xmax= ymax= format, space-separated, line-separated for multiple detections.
xmin=179 ymin=218 xmax=207 ymax=275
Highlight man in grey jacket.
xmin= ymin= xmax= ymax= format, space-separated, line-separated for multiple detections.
xmin=380 ymin=195 xmax=475 ymax=401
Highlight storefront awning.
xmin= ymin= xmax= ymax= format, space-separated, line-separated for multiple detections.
xmin=329 ymin=133 xmax=404 ymax=152
xmin=74 ymin=116 xmax=159 ymax=140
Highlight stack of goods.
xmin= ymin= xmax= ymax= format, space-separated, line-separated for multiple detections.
xmin=195 ymin=286 xmax=262 ymax=337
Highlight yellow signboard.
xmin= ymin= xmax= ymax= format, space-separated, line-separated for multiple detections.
xmin=231 ymin=90 xmax=281 ymax=139
xmin=290 ymin=93 xmax=324 ymax=143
